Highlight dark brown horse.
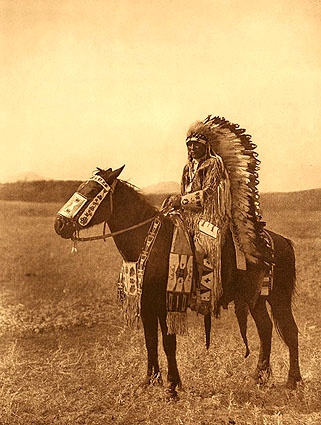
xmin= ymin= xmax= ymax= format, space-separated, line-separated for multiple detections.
xmin=54 ymin=166 xmax=302 ymax=399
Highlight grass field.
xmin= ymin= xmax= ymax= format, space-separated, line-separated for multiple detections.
xmin=0 ymin=200 xmax=321 ymax=424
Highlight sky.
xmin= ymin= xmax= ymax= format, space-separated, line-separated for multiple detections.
xmin=1 ymin=0 xmax=320 ymax=192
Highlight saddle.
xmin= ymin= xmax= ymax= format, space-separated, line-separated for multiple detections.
xmin=117 ymin=212 xmax=274 ymax=334
xmin=166 ymin=212 xmax=221 ymax=322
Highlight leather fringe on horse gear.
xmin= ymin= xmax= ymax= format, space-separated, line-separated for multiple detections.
xmin=117 ymin=216 xmax=162 ymax=327
xmin=186 ymin=115 xmax=266 ymax=264
xmin=117 ymin=213 xmax=195 ymax=336
xmin=117 ymin=262 xmax=140 ymax=327
xmin=166 ymin=215 xmax=193 ymax=335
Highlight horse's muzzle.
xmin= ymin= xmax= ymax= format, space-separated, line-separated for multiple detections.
xmin=54 ymin=215 xmax=75 ymax=239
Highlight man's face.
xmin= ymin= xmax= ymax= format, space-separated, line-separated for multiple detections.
xmin=186 ymin=140 xmax=207 ymax=160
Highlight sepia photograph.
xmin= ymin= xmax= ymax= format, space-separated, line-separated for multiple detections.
xmin=0 ymin=1 xmax=320 ymax=424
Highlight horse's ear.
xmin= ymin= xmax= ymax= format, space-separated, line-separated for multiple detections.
xmin=107 ymin=165 xmax=125 ymax=182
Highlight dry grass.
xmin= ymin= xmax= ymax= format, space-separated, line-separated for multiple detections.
xmin=0 ymin=200 xmax=320 ymax=424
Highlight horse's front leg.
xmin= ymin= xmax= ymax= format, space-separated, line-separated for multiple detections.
xmin=159 ymin=313 xmax=181 ymax=400
xmin=141 ymin=308 xmax=162 ymax=386
xmin=250 ymin=296 xmax=273 ymax=385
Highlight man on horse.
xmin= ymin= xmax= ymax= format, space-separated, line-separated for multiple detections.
xmin=166 ymin=115 xmax=274 ymax=317
xmin=165 ymin=119 xmax=238 ymax=315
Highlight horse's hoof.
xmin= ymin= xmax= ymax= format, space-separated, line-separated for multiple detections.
xmin=142 ymin=372 xmax=163 ymax=387
xmin=165 ymin=384 xmax=179 ymax=402
xmin=253 ymin=368 xmax=272 ymax=386
xmin=286 ymin=376 xmax=303 ymax=390
xmin=165 ymin=390 xmax=179 ymax=402
xmin=150 ymin=372 xmax=163 ymax=386
xmin=142 ymin=376 xmax=152 ymax=387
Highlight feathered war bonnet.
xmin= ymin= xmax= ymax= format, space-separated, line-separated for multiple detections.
xmin=186 ymin=115 xmax=264 ymax=264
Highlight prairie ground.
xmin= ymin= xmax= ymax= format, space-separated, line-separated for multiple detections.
xmin=0 ymin=200 xmax=320 ymax=424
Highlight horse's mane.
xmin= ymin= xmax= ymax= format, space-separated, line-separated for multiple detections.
xmin=118 ymin=179 xmax=159 ymax=213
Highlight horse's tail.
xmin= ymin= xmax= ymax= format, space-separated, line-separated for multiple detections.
xmin=270 ymin=233 xmax=297 ymax=340
xmin=284 ymin=237 xmax=297 ymax=300
xmin=204 ymin=313 xmax=211 ymax=350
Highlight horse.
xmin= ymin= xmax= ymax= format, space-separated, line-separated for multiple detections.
xmin=54 ymin=166 xmax=302 ymax=399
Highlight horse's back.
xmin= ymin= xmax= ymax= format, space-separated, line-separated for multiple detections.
xmin=266 ymin=229 xmax=295 ymax=269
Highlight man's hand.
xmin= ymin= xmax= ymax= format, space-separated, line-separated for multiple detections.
xmin=162 ymin=194 xmax=181 ymax=210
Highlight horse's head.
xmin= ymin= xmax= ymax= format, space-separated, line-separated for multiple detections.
xmin=54 ymin=165 xmax=125 ymax=239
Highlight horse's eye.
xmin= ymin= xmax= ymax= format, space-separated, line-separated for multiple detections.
xmin=77 ymin=182 xmax=86 ymax=192
xmin=77 ymin=181 xmax=96 ymax=198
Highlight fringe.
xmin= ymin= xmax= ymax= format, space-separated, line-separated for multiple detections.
xmin=122 ymin=293 xmax=141 ymax=329
xmin=197 ymin=228 xmax=223 ymax=315
xmin=166 ymin=311 xmax=188 ymax=336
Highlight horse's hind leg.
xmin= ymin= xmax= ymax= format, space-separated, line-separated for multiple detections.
xmin=159 ymin=313 xmax=181 ymax=400
xmin=141 ymin=311 xmax=162 ymax=386
xmin=270 ymin=301 xmax=302 ymax=389
xmin=250 ymin=296 xmax=273 ymax=384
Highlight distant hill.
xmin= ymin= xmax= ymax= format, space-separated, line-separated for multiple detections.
xmin=0 ymin=180 xmax=81 ymax=203
xmin=0 ymin=180 xmax=321 ymax=211
xmin=0 ymin=180 xmax=180 ymax=205
xmin=3 ymin=171 xmax=48 ymax=183
xmin=260 ymin=188 xmax=321 ymax=212
xmin=142 ymin=181 xmax=180 ymax=206
xmin=142 ymin=181 xmax=180 ymax=195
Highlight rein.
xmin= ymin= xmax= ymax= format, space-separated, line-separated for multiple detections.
xmin=72 ymin=215 xmax=157 ymax=242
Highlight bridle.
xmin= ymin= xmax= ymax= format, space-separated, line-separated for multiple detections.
xmin=64 ymin=176 xmax=160 ymax=249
